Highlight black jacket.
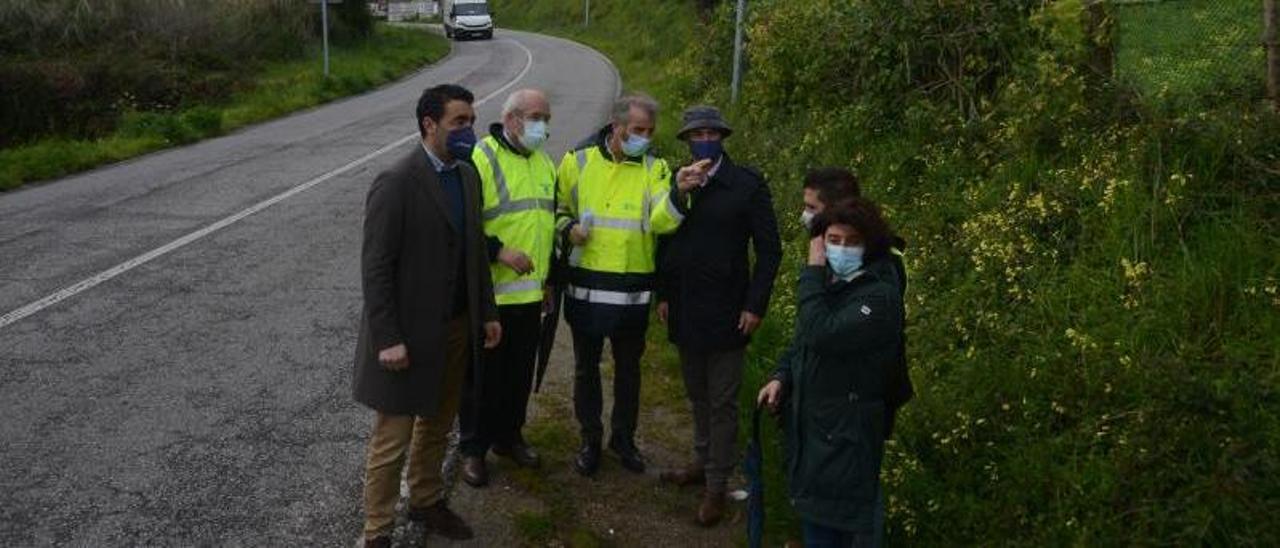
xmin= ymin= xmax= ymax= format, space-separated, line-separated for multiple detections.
xmin=657 ymin=153 xmax=782 ymax=352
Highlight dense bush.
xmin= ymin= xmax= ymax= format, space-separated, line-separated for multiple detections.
xmin=501 ymin=0 xmax=1280 ymax=544
xmin=0 ymin=0 xmax=376 ymax=148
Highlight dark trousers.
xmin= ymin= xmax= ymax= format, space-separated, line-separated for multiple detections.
xmin=801 ymin=490 xmax=885 ymax=548
xmin=571 ymin=327 xmax=646 ymax=447
xmin=677 ymin=346 xmax=745 ymax=491
xmin=459 ymin=303 xmax=541 ymax=456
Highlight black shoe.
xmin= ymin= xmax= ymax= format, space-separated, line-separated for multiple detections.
xmin=608 ymin=439 xmax=646 ymax=474
xmin=574 ymin=441 xmax=601 ymax=476
xmin=362 ymin=536 xmax=391 ymax=548
xmin=493 ymin=441 xmax=542 ymax=468
xmin=408 ymin=501 xmax=475 ymax=541
xmin=462 ymin=455 xmax=488 ymax=488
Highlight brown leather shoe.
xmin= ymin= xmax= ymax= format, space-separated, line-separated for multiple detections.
xmin=462 ymin=455 xmax=488 ymax=488
xmin=660 ymin=463 xmax=705 ymax=487
xmin=362 ymin=536 xmax=391 ymax=548
xmin=696 ymin=489 xmax=726 ymax=527
xmin=409 ymin=501 xmax=475 ymax=541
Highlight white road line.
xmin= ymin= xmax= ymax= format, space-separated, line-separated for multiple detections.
xmin=0 ymin=38 xmax=535 ymax=330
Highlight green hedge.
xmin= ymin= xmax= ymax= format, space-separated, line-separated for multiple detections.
xmin=0 ymin=26 xmax=449 ymax=191
xmin=501 ymin=0 xmax=1280 ymax=545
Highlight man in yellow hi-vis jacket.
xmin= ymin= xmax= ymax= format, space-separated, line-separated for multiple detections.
xmin=555 ymin=93 xmax=705 ymax=476
xmin=459 ymin=89 xmax=557 ymax=488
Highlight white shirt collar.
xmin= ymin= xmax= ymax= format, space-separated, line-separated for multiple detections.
xmin=421 ymin=141 xmax=457 ymax=173
xmin=706 ymin=156 xmax=724 ymax=179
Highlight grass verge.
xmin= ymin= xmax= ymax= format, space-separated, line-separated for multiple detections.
xmin=0 ymin=24 xmax=448 ymax=191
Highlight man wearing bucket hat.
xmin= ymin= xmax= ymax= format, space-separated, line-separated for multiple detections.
xmin=656 ymin=105 xmax=781 ymax=526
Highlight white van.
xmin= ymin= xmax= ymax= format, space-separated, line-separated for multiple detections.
xmin=442 ymin=0 xmax=494 ymax=41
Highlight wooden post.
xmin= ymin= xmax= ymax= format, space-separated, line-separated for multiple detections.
xmin=1085 ymin=0 xmax=1114 ymax=81
xmin=1266 ymin=0 xmax=1279 ymax=110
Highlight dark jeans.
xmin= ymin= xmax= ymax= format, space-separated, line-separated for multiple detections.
xmin=677 ymin=346 xmax=745 ymax=491
xmin=801 ymin=490 xmax=885 ymax=548
xmin=571 ymin=327 xmax=646 ymax=448
xmin=459 ymin=303 xmax=541 ymax=456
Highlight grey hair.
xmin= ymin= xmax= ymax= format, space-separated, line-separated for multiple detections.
xmin=612 ymin=93 xmax=658 ymax=125
xmin=501 ymin=88 xmax=546 ymax=118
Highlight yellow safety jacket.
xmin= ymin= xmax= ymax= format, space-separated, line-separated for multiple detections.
xmin=555 ymin=124 xmax=687 ymax=333
xmin=471 ymin=128 xmax=557 ymax=306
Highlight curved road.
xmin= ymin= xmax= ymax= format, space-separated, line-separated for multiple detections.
xmin=0 ymin=29 xmax=618 ymax=545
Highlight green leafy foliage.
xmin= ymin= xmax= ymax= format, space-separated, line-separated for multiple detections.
xmin=0 ymin=26 xmax=448 ymax=190
xmin=502 ymin=0 xmax=1280 ymax=544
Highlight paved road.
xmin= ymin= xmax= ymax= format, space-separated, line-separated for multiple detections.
xmin=0 ymin=29 xmax=619 ymax=546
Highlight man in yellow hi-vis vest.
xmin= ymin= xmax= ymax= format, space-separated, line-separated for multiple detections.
xmin=555 ymin=94 xmax=705 ymax=476
xmin=459 ymin=89 xmax=557 ymax=488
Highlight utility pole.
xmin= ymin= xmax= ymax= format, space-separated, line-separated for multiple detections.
xmin=731 ymin=0 xmax=745 ymax=102
xmin=321 ymin=0 xmax=331 ymax=78
xmin=584 ymin=0 xmax=590 ymax=27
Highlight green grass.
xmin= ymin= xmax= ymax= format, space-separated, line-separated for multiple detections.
xmin=0 ymin=24 xmax=448 ymax=191
xmin=499 ymin=0 xmax=1280 ymax=545
xmin=1115 ymin=0 xmax=1266 ymax=106
xmin=513 ymin=510 xmax=556 ymax=544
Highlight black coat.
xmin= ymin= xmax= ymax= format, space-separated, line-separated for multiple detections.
xmin=353 ymin=148 xmax=498 ymax=416
xmin=657 ymin=154 xmax=782 ymax=353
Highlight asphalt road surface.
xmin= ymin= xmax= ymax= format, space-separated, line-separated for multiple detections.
xmin=0 ymin=29 xmax=619 ymax=546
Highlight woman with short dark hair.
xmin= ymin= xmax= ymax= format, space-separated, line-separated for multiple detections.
xmin=758 ymin=197 xmax=904 ymax=547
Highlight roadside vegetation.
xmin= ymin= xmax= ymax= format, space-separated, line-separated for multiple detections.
xmin=0 ymin=0 xmax=447 ymax=190
xmin=496 ymin=0 xmax=1280 ymax=545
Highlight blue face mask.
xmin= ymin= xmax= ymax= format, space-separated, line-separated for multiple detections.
xmin=825 ymin=243 xmax=865 ymax=279
xmin=445 ymin=126 xmax=477 ymax=160
xmin=521 ymin=120 xmax=549 ymax=150
xmin=621 ymin=132 xmax=651 ymax=157
xmin=689 ymin=139 xmax=723 ymax=162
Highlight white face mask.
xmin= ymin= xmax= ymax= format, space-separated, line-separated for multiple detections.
xmin=800 ymin=209 xmax=816 ymax=230
xmin=521 ymin=119 xmax=548 ymax=150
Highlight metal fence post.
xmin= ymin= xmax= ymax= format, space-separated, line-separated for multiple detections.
xmin=731 ymin=0 xmax=745 ymax=103
xmin=321 ymin=0 xmax=331 ymax=78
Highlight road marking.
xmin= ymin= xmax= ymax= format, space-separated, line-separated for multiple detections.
xmin=0 ymin=37 xmax=535 ymax=330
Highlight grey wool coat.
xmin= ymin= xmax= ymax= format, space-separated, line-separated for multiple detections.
xmin=353 ymin=147 xmax=498 ymax=416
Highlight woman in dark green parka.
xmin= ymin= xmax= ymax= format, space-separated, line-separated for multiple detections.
xmin=758 ymin=199 xmax=904 ymax=547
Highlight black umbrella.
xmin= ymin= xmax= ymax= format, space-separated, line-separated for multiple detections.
xmin=745 ymin=406 xmax=766 ymax=548
xmin=534 ymin=229 xmax=573 ymax=392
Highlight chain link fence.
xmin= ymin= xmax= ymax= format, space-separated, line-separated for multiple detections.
xmin=1107 ymin=0 xmax=1271 ymax=107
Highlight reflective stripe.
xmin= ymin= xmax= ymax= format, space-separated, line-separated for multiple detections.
xmin=572 ymin=149 xmax=587 ymax=211
xmin=476 ymin=141 xmax=511 ymax=204
xmin=569 ymin=246 xmax=583 ymax=267
xmin=640 ymin=190 xmax=652 ymax=232
xmin=643 ymin=155 xmax=654 ymax=174
xmin=566 ymin=285 xmax=652 ymax=306
xmin=483 ymin=198 xmax=555 ymax=221
xmin=593 ymin=216 xmax=645 ymax=231
xmin=495 ymin=279 xmax=542 ymax=295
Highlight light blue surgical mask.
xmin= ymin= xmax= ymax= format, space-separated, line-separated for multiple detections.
xmin=825 ymin=243 xmax=865 ymax=279
xmin=621 ymin=132 xmax=651 ymax=157
xmin=521 ymin=120 xmax=548 ymax=150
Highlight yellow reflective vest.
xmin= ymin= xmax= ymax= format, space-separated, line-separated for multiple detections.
xmin=555 ymin=126 xmax=687 ymax=332
xmin=471 ymin=131 xmax=557 ymax=306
